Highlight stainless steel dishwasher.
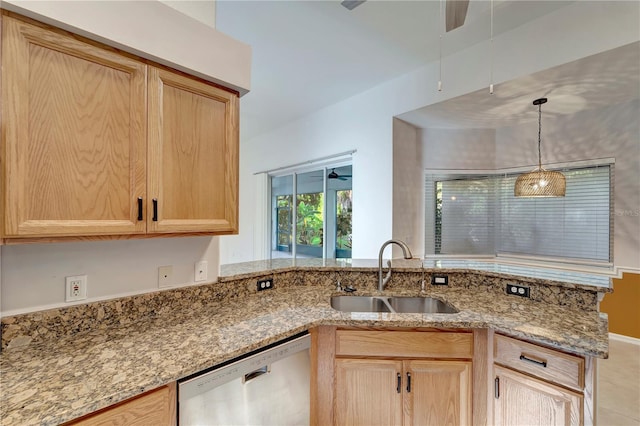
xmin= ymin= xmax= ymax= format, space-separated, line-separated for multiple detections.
xmin=178 ymin=333 xmax=311 ymax=426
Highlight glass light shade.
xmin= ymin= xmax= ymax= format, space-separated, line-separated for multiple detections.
xmin=514 ymin=167 xmax=566 ymax=197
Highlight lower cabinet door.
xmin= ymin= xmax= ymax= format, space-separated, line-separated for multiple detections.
xmin=65 ymin=385 xmax=175 ymax=425
xmin=335 ymin=359 xmax=403 ymax=426
xmin=494 ymin=365 xmax=583 ymax=426
xmin=404 ymin=360 xmax=472 ymax=426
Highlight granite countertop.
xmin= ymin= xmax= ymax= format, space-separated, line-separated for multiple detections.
xmin=0 ymin=266 xmax=609 ymax=425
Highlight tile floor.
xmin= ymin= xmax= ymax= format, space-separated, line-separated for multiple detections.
xmin=597 ymin=337 xmax=640 ymax=425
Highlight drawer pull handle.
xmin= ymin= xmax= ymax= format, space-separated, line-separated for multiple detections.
xmin=397 ymin=373 xmax=401 ymax=393
xmin=520 ymin=354 xmax=547 ymax=368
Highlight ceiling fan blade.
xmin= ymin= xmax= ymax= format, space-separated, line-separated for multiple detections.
xmin=445 ymin=0 xmax=470 ymax=32
xmin=341 ymin=0 xmax=366 ymax=11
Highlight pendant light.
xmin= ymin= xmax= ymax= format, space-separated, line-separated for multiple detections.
xmin=514 ymin=98 xmax=566 ymax=197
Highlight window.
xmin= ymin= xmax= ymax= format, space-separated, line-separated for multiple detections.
xmin=270 ymin=165 xmax=352 ymax=259
xmin=426 ymin=163 xmax=613 ymax=264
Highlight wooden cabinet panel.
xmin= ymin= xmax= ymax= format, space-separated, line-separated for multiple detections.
xmin=66 ymin=384 xmax=176 ymax=426
xmin=335 ymin=330 xmax=473 ymax=359
xmin=494 ymin=365 xmax=583 ymax=426
xmin=331 ymin=330 xmax=473 ymax=426
xmin=335 ymin=359 xmax=403 ymax=426
xmin=147 ymin=67 xmax=238 ymax=234
xmin=404 ymin=360 xmax=471 ymax=426
xmin=2 ymin=13 xmax=240 ymax=241
xmin=494 ymin=334 xmax=584 ymax=391
xmin=2 ymin=15 xmax=147 ymax=237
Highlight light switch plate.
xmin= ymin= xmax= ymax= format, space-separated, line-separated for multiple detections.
xmin=158 ymin=265 xmax=173 ymax=288
xmin=195 ymin=261 xmax=208 ymax=282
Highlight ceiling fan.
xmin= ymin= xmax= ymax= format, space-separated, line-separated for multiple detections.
xmin=341 ymin=0 xmax=470 ymax=32
xmin=328 ymin=168 xmax=352 ymax=181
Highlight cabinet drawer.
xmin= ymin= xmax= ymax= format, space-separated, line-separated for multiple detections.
xmin=335 ymin=330 xmax=473 ymax=358
xmin=494 ymin=334 xmax=584 ymax=390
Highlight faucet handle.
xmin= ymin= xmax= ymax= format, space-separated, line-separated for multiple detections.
xmin=336 ymin=280 xmax=342 ymax=291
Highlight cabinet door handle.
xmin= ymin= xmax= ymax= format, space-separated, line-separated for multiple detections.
xmin=520 ymin=354 xmax=547 ymax=368
xmin=406 ymin=372 xmax=411 ymax=393
xmin=494 ymin=377 xmax=500 ymax=398
xmin=152 ymin=199 xmax=158 ymax=222
xmin=137 ymin=197 xmax=143 ymax=221
xmin=396 ymin=373 xmax=401 ymax=393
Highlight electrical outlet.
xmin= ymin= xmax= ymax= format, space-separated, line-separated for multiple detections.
xmin=256 ymin=278 xmax=273 ymax=292
xmin=431 ymin=275 xmax=449 ymax=286
xmin=506 ymin=284 xmax=530 ymax=298
xmin=65 ymin=275 xmax=87 ymax=302
xmin=158 ymin=265 xmax=173 ymax=288
xmin=195 ymin=261 xmax=208 ymax=282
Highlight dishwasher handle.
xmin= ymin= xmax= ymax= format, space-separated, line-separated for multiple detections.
xmin=243 ymin=365 xmax=271 ymax=383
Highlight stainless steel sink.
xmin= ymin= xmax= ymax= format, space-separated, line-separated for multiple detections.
xmin=388 ymin=297 xmax=458 ymax=314
xmin=330 ymin=296 xmax=391 ymax=313
xmin=330 ymin=296 xmax=458 ymax=314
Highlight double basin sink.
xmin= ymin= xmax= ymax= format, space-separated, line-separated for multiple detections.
xmin=331 ymin=295 xmax=458 ymax=314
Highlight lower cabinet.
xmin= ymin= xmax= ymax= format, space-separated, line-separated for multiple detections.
xmin=64 ymin=384 xmax=176 ymax=426
xmin=494 ymin=365 xmax=583 ymax=426
xmin=493 ymin=334 xmax=593 ymax=426
xmin=335 ymin=358 xmax=471 ymax=426
xmin=323 ymin=328 xmax=474 ymax=426
xmin=405 ymin=360 xmax=472 ymax=426
xmin=335 ymin=359 xmax=404 ymax=425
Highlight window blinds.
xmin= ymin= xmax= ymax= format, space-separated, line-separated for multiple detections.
xmin=425 ymin=165 xmax=612 ymax=263
xmin=440 ymin=177 xmax=496 ymax=255
xmin=497 ymin=165 xmax=611 ymax=261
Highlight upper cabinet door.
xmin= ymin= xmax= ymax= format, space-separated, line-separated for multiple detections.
xmin=2 ymin=16 xmax=147 ymax=237
xmin=147 ymin=67 xmax=239 ymax=234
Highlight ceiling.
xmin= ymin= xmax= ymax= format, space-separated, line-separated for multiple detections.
xmin=216 ymin=0 xmax=576 ymax=140
xmin=216 ymin=0 xmax=640 ymax=139
xmin=398 ymin=41 xmax=640 ymax=129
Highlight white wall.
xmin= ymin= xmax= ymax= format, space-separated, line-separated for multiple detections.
xmin=1 ymin=237 xmax=219 ymax=316
xmin=495 ymin=99 xmax=640 ymax=271
xmin=220 ymin=0 xmax=640 ymax=264
xmin=421 ymin=128 xmax=496 ymax=170
xmin=0 ymin=1 xmax=225 ymax=316
xmin=160 ymin=1 xmax=216 ymax=29
xmin=392 ymin=119 xmax=424 ymax=258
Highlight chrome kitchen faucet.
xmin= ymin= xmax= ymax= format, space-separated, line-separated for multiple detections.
xmin=378 ymin=239 xmax=413 ymax=291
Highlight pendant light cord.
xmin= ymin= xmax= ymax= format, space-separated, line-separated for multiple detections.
xmin=438 ymin=0 xmax=443 ymax=91
xmin=489 ymin=0 xmax=494 ymax=94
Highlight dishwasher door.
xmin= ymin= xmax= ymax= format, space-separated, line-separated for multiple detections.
xmin=178 ymin=333 xmax=311 ymax=426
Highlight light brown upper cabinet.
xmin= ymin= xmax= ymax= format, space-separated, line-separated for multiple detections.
xmin=147 ymin=68 xmax=238 ymax=234
xmin=1 ymin=14 xmax=147 ymax=238
xmin=1 ymin=14 xmax=239 ymax=241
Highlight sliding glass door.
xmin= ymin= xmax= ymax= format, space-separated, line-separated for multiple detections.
xmin=270 ymin=165 xmax=352 ymax=260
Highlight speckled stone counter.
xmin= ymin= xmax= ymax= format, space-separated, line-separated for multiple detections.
xmin=0 ymin=264 xmax=610 ymax=426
